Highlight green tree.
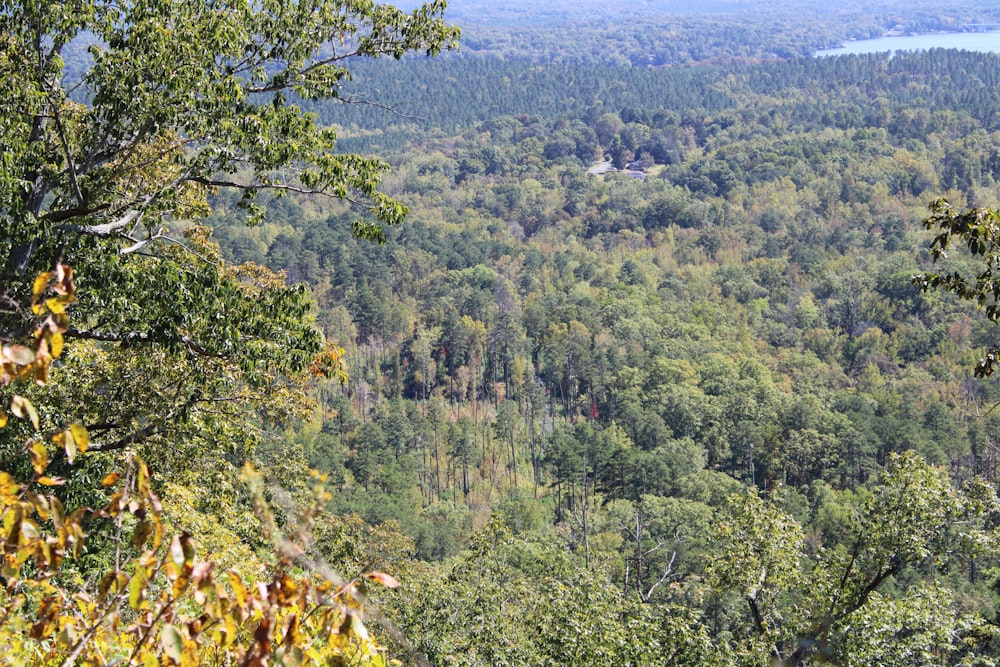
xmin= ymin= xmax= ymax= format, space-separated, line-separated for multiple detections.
xmin=708 ymin=452 xmax=998 ymax=666
xmin=916 ymin=198 xmax=1000 ymax=376
xmin=396 ymin=515 xmax=716 ymax=666
xmin=0 ymin=0 xmax=458 ymax=476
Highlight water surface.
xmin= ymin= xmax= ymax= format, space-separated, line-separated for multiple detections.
xmin=816 ymin=31 xmax=1000 ymax=56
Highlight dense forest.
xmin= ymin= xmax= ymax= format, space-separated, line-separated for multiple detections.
xmin=7 ymin=0 xmax=1000 ymax=665
xmin=212 ymin=45 xmax=1000 ymax=662
xmin=426 ymin=0 xmax=1000 ymax=64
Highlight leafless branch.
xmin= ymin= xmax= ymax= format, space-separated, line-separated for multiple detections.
xmin=336 ymin=93 xmax=422 ymax=120
xmin=747 ymin=591 xmax=767 ymax=634
xmin=643 ymin=549 xmax=677 ymax=601
xmin=148 ymin=233 xmax=220 ymax=265
xmin=119 ymin=229 xmax=165 ymax=255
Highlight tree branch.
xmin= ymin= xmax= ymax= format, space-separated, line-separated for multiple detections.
xmin=746 ymin=591 xmax=767 ymax=635
xmin=45 ymin=82 xmax=85 ymax=207
xmin=41 ymin=203 xmax=111 ymax=224
xmin=56 ymin=209 xmax=143 ymax=236
xmin=335 ymin=93 xmax=422 ymax=120
xmin=52 ymin=168 xmax=192 ymax=238
xmin=65 ymin=328 xmax=224 ymax=358
xmin=787 ymin=559 xmax=904 ymax=667
xmin=80 ymin=386 xmax=211 ymax=455
xmin=642 ymin=549 xmax=677 ymax=602
xmin=80 ymin=422 xmax=165 ymax=455
xmin=186 ymin=176 xmax=348 ymax=199
xmin=66 ymin=327 xmax=152 ymax=344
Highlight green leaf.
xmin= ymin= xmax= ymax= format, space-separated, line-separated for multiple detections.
xmin=128 ymin=572 xmax=146 ymax=611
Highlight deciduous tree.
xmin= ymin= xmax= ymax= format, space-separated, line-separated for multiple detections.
xmin=0 ymin=0 xmax=458 ymax=472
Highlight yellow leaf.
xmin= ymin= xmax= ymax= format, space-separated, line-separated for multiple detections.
xmin=32 ymin=272 xmax=51 ymax=298
xmin=0 ymin=472 xmax=19 ymax=500
xmin=101 ymin=472 xmax=120 ymax=487
xmin=364 ymin=571 xmax=400 ymax=589
xmin=137 ymin=459 xmax=150 ymax=496
xmin=36 ymin=477 xmax=65 ymax=487
xmin=152 ymin=516 xmax=164 ymax=549
xmin=97 ymin=571 xmax=118 ymax=603
xmin=11 ymin=395 xmax=39 ymax=430
xmin=180 ymin=532 xmax=195 ymax=562
xmin=170 ymin=535 xmax=185 ymax=566
xmin=172 ymin=573 xmax=190 ymax=598
xmin=49 ymin=331 xmax=63 ymax=359
xmin=59 ymin=430 xmax=76 ymax=464
xmin=275 ymin=573 xmax=300 ymax=605
xmin=128 ymin=572 xmax=146 ymax=611
xmin=105 ymin=491 xmax=124 ymax=516
xmin=28 ymin=440 xmax=48 ymax=476
xmin=21 ymin=519 xmax=40 ymax=541
xmin=53 ymin=264 xmax=74 ymax=296
xmin=33 ymin=358 xmax=48 ymax=386
xmin=221 ymin=614 xmax=238 ymax=649
xmin=29 ymin=493 xmax=50 ymax=520
xmin=69 ymin=424 xmax=89 ymax=453
xmin=229 ymin=571 xmax=248 ymax=608
xmin=133 ymin=520 xmax=152 ymax=550
xmin=180 ymin=641 xmax=200 ymax=667
xmin=44 ymin=297 xmax=66 ymax=314
xmin=0 ymin=408 xmax=6 ymax=429
xmin=49 ymin=496 xmax=64 ymax=529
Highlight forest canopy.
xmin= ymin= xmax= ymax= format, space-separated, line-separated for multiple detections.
xmin=6 ymin=0 xmax=1000 ymax=665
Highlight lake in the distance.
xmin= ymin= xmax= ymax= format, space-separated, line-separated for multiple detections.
xmin=815 ymin=31 xmax=1000 ymax=57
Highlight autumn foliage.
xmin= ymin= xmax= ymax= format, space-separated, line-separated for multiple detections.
xmin=0 ymin=267 xmax=397 ymax=666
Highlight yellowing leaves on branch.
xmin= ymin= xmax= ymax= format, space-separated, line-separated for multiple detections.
xmin=0 ymin=450 xmax=402 ymax=666
xmin=0 ymin=267 xmax=407 ymax=665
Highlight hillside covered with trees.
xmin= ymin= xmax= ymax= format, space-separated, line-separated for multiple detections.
xmin=5 ymin=0 xmax=1000 ymax=665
